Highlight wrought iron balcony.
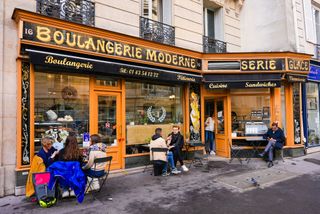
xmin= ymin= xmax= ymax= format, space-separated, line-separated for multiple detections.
xmin=36 ymin=0 xmax=95 ymax=26
xmin=140 ymin=16 xmax=175 ymax=46
xmin=203 ymin=36 xmax=227 ymax=53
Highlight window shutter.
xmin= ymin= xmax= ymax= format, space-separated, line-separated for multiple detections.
xmin=303 ymin=0 xmax=316 ymax=43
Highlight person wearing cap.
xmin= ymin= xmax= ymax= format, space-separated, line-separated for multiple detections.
xmin=259 ymin=122 xmax=285 ymax=167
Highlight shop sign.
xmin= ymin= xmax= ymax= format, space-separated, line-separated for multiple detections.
xmin=205 ymin=81 xmax=281 ymax=89
xmin=28 ymin=50 xmax=202 ymax=83
xmin=22 ymin=22 xmax=201 ymax=70
xmin=287 ymin=75 xmax=307 ymax=82
xmin=240 ymin=59 xmax=285 ymax=71
xmin=287 ymin=58 xmax=309 ymax=71
xmin=309 ymin=65 xmax=320 ymax=81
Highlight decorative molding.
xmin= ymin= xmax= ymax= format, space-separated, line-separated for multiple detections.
xmin=21 ymin=62 xmax=31 ymax=165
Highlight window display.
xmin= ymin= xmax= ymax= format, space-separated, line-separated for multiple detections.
xmin=231 ymin=89 xmax=270 ymax=137
xmin=307 ymin=83 xmax=320 ymax=146
xmin=34 ymin=72 xmax=89 ymax=153
xmin=125 ymin=82 xmax=183 ymax=154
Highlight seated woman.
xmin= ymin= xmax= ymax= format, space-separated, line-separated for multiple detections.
xmin=37 ymin=137 xmax=58 ymax=168
xmin=57 ymin=136 xmax=82 ymax=162
xmin=26 ymin=137 xmax=57 ymax=198
xmin=259 ymin=122 xmax=285 ymax=168
xmin=56 ymin=136 xmax=83 ymax=198
xmin=82 ymin=134 xmax=107 ymax=177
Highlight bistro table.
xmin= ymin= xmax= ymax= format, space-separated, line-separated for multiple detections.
xmin=184 ymin=141 xmax=206 ymax=168
xmin=245 ymin=136 xmax=265 ymax=163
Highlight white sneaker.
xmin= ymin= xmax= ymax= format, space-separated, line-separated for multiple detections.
xmin=171 ymin=168 xmax=182 ymax=174
xmin=210 ymin=151 xmax=216 ymax=156
xmin=181 ymin=165 xmax=189 ymax=172
xmin=62 ymin=190 xmax=70 ymax=198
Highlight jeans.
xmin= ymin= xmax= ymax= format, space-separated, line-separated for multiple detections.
xmin=205 ymin=131 xmax=215 ymax=152
xmin=162 ymin=152 xmax=176 ymax=174
xmin=84 ymin=169 xmax=106 ymax=178
xmin=264 ymin=140 xmax=276 ymax=162
xmin=173 ymin=147 xmax=184 ymax=167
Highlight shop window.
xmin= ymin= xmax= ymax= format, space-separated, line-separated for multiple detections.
xmin=34 ymin=72 xmax=89 ymax=153
xmin=125 ymin=82 xmax=183 ymax=155
xmin=307 ymin=83 xmax=320 ymax=146
xmin=231 ymin=89 xmax=270 ymax=137
xmin=293 ymin=83 xmax=302 ymax=144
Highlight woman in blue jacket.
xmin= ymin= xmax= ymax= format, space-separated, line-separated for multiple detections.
xmin=259 ymin=122 xmax=285 ymax=168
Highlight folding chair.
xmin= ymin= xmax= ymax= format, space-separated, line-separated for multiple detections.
xmin=229 ymin=141 xmax=247 ymax=164
xmin=143 ymin=147 xmax=168 ymax=175
xmin=85 ymin=156 xmax=112 ymax=193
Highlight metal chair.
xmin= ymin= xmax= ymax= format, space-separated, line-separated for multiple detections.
xmin=85 ymin=156 xmax=112 ymax=193
xmin=143 ymin=147 xmax=168 ymax=174
xmin=229 ymin=141 xmax=247 ymax=164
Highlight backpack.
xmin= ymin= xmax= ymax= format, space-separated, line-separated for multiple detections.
xmin=32 ymin=172 xmax=57 ymax=208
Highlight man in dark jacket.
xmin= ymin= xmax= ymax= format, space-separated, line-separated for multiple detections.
xmin=259 ymin=122 xmax=285 ymax=168
xmin=168 ymin=126 xmax=189 ymax=172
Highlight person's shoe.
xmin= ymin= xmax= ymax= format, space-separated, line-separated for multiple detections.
xmin=181 ymin=165 xmax=189 ymax=172
xmin=162 ymin=172 xmax=170 ymax=176
xmin=62 ymin=190 xmax=70 ymax=198
xmin=268 ymin=161 xmax=274 ymax=168
xmin=258 ymin=152 xmax=265 ymax=158
xmin=171 ymin=168 xmax=182 ymax=174
xmin=210 ymin=151 xmax=216 ymax=156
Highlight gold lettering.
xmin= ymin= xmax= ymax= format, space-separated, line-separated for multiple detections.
xmin=178 ymin=56 xmax=185 ymax=67
xmin=53 ymin=31 xmax=64 ymax=45
xmin=146 ymin=50 xmax=157 ymax=62
xmin=115 ymin=43 xmax=123 ymax=56
xmin=241 ymin=61 xmax=248 ymax=70
xmin=123 ymin=44 xmax=132 ymax=57
xmin=172 ymin=55 xmax=178 ymax=65
xmin=191 ymin=59 xmax=196 ymax=68
xmin=96 ymin=40 xmax=105 ymax=53
xmin=106 ymin=41 xmax=114 ymax=54
xmin=77 ymin=35 xmax=85 ymax=49
xmin=249 ymin=61 xmax=255 ymax=70
xmin=66 ymin=33 xmax=76 ymax=47
xmin=257 ymin=60 xmax=265 ymax=70
xmin=165 ymin=53 xmax=172 ymax=64
xmin=36 ymin=26 xmax=51 ymax=42
xmin=84 ymin=37 xmax=96 ymax=51
xmin=269 ymin=60 xmax=276 ymax=70
xmin=158 ymin=52 xmax=165 ymax=63
xmin=135 ymin=48 xmax=142 ymax=59
xmin=184 ymin=58 xmax=190 ymax=68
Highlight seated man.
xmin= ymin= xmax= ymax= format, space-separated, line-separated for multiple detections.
xmin=259 ymin=122 xmax=285 ymax=168
xmin=150 ymin=128 xmax=181 ymax=176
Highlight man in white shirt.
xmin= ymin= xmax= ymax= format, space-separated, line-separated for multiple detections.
xmin=205 ymin=112 xmax=215 ymax=155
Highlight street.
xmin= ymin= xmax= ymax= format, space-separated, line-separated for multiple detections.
xmin=1 ymin=152 xmax=320 ymax=214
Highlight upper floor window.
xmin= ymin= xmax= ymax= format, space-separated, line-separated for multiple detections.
xmin=203 ymin=4 xmax=226 ymax=53
xmin=143 ymin=0 xmax=163 ymax=22
xmin=36 ymin=0 xmax=95 ymax=26
xmin=140 ymin=0 xmax=174 ymax=45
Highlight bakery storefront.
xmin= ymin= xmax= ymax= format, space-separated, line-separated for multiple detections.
xmin=13 ymin=9 xmax=202 ymax=179
xmin=202 ymin=54 xmax=310 ymax=157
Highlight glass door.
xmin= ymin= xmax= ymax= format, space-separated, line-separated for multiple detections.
xmin=214 ymin=98 xmax=228 ymax=157
xmin=91 ymin=92 xmax=122 ymax=170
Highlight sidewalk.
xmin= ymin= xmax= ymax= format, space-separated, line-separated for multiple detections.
xmin=1 ymin=151 xmax=320 ymax=214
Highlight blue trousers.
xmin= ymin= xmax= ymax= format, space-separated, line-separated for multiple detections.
xmin=205 ymin=131 xmax=215 ymax=152
xmin=162 ymin=152 xmax=176 ymax=174
xmin=264 ymin=140 xmax=276 ymax=162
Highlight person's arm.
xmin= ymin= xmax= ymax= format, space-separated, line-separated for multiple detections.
xmin=82 ymin=152 xmax=95 ymax=170
xmin=263 ymin=129 xmax=270 ymax=140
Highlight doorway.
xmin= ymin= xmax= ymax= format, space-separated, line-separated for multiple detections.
xmin=91 ymin=91 xmax=123 ymax=170
xmin=204 ymin=97 xmax=229 ymax=157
